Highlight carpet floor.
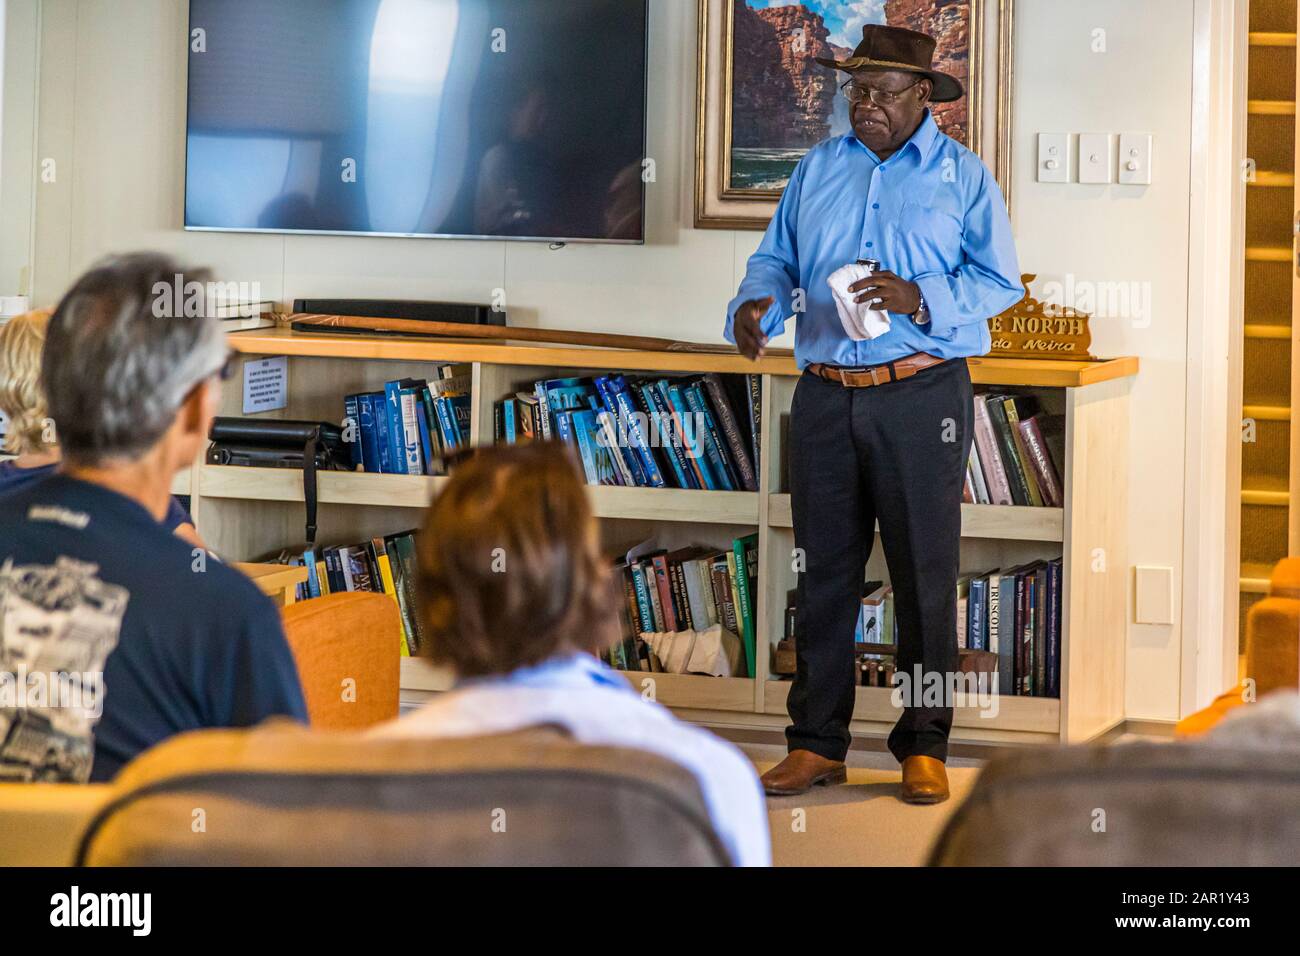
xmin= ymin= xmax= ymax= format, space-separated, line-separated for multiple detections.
xmin=738 ymin=743 xmax=983 ymax=866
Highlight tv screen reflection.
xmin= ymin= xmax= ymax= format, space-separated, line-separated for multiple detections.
xmin=185 ymin=0 xmax=648 ymax=242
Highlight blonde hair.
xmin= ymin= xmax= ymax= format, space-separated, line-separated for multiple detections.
xmin=0 ymin=309 xmax=53 ymax=454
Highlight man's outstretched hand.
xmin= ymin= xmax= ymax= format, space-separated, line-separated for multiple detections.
xmin=733 ymin=296 xmax=774 ymax=360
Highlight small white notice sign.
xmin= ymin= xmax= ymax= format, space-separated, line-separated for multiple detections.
xmin=242 ymin=355 xmax=288 ymax=414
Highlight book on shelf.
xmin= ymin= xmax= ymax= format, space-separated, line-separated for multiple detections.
xmin=282 ymin=530 xmax=422 ymax=657
xmin=493 ymin=372 xmax=762 ymax=491
xmin=966 ymin=390 xmax=1065 ymax=508
xmin=212 ymin=299 xmax=278 ymax=332
xmin=609 ymin=534 xmax=758 ymax=677
xmin=783 ymin=560 xmax=1062 ymax=698
xmin=343 ymin=364 xmax=471 ymax=477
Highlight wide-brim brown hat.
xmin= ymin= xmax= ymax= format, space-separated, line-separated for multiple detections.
xmin=815 ymin=23 xmax=964 ymax=103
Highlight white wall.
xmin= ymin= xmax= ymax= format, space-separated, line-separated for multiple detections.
xmin=1006 ymin=0 xmax=1194 ymax=721
xmin=20 ymin=0 xmax=1203 ymax=721
xmin=0 ymin=0 xmax=40 ymax=298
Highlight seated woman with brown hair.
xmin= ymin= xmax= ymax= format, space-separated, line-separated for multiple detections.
xmin=370 ymin=442 xmax=770 ymax=866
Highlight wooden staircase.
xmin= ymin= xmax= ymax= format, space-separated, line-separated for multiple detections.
xmin=1240 ymin=2 xmax=1298 ymax=638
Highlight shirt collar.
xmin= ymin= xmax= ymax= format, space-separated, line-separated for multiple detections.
xmin=836 ymin=109 xmax=940 ymax=163
xmin=454 ymin=651 xmax=627 ymax=692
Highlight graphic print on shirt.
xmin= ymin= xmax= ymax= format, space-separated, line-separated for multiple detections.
xmin=0 ymin=557 xmax=129 ymax=782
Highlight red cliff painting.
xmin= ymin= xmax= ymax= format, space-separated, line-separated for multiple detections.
xmin=728 ymin=0 xmax=973 ymax=192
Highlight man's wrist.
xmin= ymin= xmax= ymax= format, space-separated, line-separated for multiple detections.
xmin=910 ymin=287 xmax=929 ymax=325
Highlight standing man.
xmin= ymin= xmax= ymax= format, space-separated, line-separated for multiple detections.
xmin=726 ymin=25 xmax=1022 ymax=803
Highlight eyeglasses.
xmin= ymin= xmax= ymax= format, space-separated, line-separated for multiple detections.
xmin=841 ymin=78 xmax=922 ymax=107
xmin=218 ymin=350 xmax=238 ymax=382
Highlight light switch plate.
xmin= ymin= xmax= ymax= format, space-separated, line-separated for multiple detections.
xmin=1036 ymin=133 xmax=1068 ymax=183
xmin=1118 ymin=132 xmax=1153 ymax=185
xmin=1134 ymin=566 xmax=1174 ymax=625
xmin=1077 ymin=133 xmax=1113 ymax=184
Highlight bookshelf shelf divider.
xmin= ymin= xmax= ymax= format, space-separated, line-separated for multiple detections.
xmin=198 ymin=330 xmax=1137 ymax=747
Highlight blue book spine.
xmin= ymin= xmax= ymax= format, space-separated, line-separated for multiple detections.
xmin=1047 ymin=560 xmax=1062 ymax=697
xmin=640 ymin=383 xmax=691 ymax=489
xmin=608 ymin=375 xmax=665 ymax=488
xmin=684 ymin=383 xmax=735 ymax=491
xmin=630 ymin=562 xmax=654 ymax=633
xmin=653 ymin=380 xmax=700 ymax=490
xmin=594 ymin=376 xmax=648 ymax=486
xmin=399 ymin=388 xmax=424 ymax=475
xmin=357 ymin=393 xmax=382 ymax=473
xmin=969 ymin=579 xmax=985 ymax=651
xmin=449 ymin=395 xmax=471 ymax=446
xmin=554 ymin=409 xmax=575 ymax=446
xmin=304 ymin=550 xmax=322 ymax=599
xmin=434 ymin=397 xmax=458 ymax=451
xmin=343 ymin=394 xmax=363 ymax=470
xmin=570 ymin=412 xmax=600 ymax=483
xmin=371 ymin=392 xmax=394 ymax=473
xmin=503 ymin=399 xmax=517 ymax=444
xmin=415 ymin=401 xmax=435 ymax=474
xmin=382 ymin=382 xmax=409 ymax=475
xmin=669 ymin=384 xmax=716 ymax=489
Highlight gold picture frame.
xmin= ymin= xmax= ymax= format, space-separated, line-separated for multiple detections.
xmin=695 ymin=0 xmax=1016 ymax=230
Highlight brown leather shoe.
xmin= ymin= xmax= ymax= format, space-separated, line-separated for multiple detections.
xmin=900 ymin=755 xmax=949 ymax=804
xmin=760 ymin=749 xmax=847 ymax=796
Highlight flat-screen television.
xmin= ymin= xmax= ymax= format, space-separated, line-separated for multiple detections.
xmin=184 ymin=0 xmax=648 ymax=243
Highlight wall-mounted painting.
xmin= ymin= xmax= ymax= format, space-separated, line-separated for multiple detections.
xmin=695 ymin=0 xmax=1015 ymax=229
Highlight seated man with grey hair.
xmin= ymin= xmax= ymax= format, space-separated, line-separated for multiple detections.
xmin=0 ymin=252 xmax=307 ymax=783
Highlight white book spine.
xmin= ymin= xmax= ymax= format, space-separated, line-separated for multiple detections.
xmin=400 ymin=391 xmax=424 ymax=475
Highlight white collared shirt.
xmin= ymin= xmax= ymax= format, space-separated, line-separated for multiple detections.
xmin=369 ymin=652 xmax=771 ymax=866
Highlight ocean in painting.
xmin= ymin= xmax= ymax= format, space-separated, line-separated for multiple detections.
xmin=729 ymin=147 xmax=809 ymax=191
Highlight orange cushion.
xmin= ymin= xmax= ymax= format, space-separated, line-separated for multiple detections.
xmin=1174 ymin=686 xmax=1249 ymax=738
xmin=1246 ymin=598 xmax=1300 ymax=695
xmin=280 ymin=592 xmax=402 ymax=730
xmin=1269 ymin=557 xmax=1300 ymax=600
xmin=1177 ymin=559 xmax=1300 ymax=738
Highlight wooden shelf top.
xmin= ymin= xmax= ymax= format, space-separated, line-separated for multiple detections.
xmin=230 ymin=327 xmax=1138 ymax=388
xmin=234 ymin=562 xmax=309 ymax=595
xmin=769 ymin=494 xmax=1064 ymax=541
xmin=228 ymin=327 xmax=795 ymax=375
xmin=966 ymin=354 xmax=1138 ymax=388
xmin=199 ymin=464 xmax=758 ymax=524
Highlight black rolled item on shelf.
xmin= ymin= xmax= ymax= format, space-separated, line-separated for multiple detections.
xmin=207 ymin=418 xmax=352 ymax=546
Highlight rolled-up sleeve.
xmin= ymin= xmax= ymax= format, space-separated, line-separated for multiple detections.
xmin=725 ymin=158 xmax=807 ymax=343
xmin=913 ymin=165 xmax=1023 ymax=339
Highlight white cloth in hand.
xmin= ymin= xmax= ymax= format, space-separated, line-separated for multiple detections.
xmin=827 ymin=262 xmax=892 ymax=341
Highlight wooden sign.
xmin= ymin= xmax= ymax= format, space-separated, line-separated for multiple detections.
xmin=987 ymin=274 xmax=1094 ymax=359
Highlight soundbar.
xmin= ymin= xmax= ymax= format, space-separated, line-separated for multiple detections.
xmin=291 ymin=298 xmax=504 ymax=327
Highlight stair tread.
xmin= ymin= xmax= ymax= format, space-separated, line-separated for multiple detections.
xmin=1249 ymin=31 xmax=1297 ymax=46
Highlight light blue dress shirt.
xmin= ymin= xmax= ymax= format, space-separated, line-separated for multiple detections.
xmin=370 ymin=652 xmax=772 ymax=866
xmin=725 ymin=110 xmax=1023 ymax=369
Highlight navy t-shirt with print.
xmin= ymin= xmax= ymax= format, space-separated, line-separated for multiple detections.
xmin=0 ymin=475 xmax=307 ymax=782
xmin=0 ymin=461 xmax=192 ymax=532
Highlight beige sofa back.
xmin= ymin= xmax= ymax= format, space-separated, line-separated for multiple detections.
xmin=929 ymin=739 xmax=1300 ymax=866
xmin=75 ymin=722 xmax=731 ymax=866
xmin=0 ymin=783 xmax=113 ymax=865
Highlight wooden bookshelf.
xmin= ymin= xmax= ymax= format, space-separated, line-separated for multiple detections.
xmin=767 ymin=495 xmax=1065 ymax=542
xmin=201 ymin=329 xmax=1137 ymax=746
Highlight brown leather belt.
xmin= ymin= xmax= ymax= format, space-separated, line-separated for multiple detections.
xmin=806 ymin=353 xmax=946 ymax=388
